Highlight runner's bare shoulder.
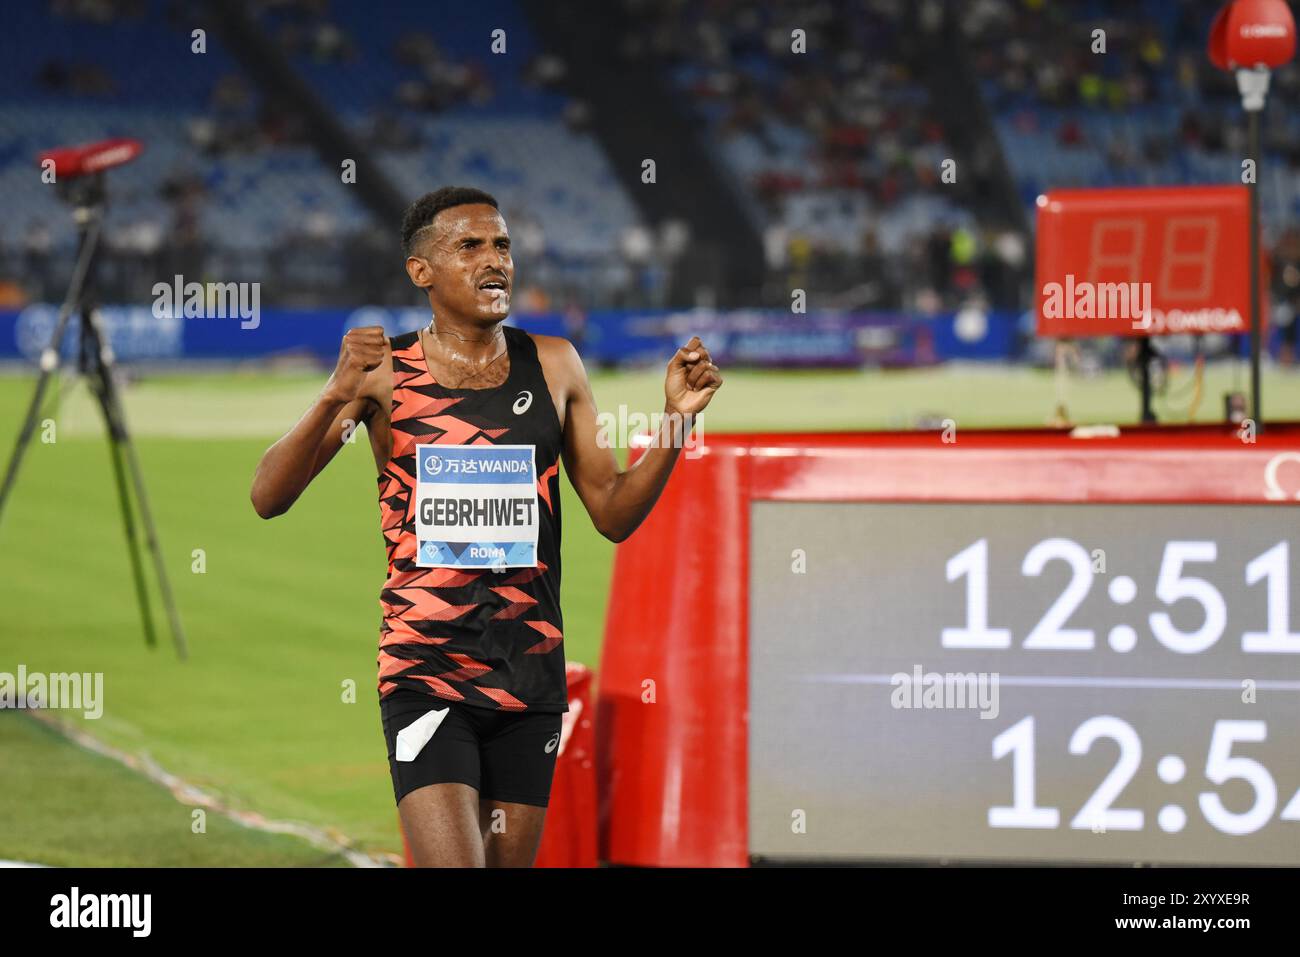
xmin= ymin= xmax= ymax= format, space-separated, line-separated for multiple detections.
xmin=529 ymin=333 xmax=584 ymax=381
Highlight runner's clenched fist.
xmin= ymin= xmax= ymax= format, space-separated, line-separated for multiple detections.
xmin=665 ymin=335 xmax=723 ymax=416
xmin=325 ymin=326 xmax=387 ymax=402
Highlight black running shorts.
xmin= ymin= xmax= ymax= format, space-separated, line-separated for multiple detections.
xmin=380 ymin=689 xmax=563 ymax=807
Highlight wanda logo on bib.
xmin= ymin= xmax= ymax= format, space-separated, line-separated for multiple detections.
xmin=415 ymin=444 xmax=540 ymax=568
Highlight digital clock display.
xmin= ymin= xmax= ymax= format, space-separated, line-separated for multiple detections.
xmin=749 ymin=502 xmax=1300 ymax=864
xmin=1034 ymin=185 xmax=1257 ymax=339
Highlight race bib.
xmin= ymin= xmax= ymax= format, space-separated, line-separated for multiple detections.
xmin=414 ymin=444 xmax=539 ymax=569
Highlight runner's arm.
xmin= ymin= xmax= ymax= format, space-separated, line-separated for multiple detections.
xmin=558 ymin=337 xmax=721 ymax=542
xmin=250 ymin=326 xmax=387 ymax=519
xmin=249 ymin=393 xmax=375 ymax=519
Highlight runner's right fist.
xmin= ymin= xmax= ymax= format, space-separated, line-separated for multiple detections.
xmin=325 ymin=325 xmax=386 ymax=402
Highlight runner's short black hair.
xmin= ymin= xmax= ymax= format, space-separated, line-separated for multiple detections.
xmin=401 ymin=186 xmax=500 ymax=256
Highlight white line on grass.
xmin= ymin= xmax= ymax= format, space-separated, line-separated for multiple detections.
xmin=24 ymin=710 xmax=400 ymax=868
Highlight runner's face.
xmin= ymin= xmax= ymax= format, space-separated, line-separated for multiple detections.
xmin=419 ymin=205 xmax=513 ymax=324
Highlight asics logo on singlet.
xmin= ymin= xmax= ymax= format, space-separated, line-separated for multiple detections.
xmin=513 ymin=390 xmax=533 ymax=414
xmin=544 ymin=732 xmax=560 ymax=754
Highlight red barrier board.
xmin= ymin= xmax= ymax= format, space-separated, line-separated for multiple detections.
xmin=1035 ymin=185 xmax=1262 ymax=338
xmin=596 ymin=425 xmax=1300 ymax=867
xmin=534 ymin=663 xmax=598 ymax=867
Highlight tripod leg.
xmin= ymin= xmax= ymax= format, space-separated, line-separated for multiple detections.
xmin=118 ymin=442 xmax=188 ymax=657
xmin=86 ymin=313 xmax=189 ymax=660
xmin=0 ymin=352 xmax=63 ymax=524
xmin=116 ymin=426 xmax=189 ymax=660
xmin=103 ymin=420 xmax=159 ymax=651
xmin=0 ymin=214 xmax=103 ymax=526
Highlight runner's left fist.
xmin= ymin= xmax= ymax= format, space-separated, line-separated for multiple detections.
xmin=665 ymin=336 xmax=723 ymax=416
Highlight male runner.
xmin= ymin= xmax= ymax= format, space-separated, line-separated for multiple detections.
xmin=250 ymin=186 xmax=722 ymax=866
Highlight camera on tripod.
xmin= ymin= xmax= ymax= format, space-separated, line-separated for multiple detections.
xmin=0 ymin=136 xmax=187 ymax=659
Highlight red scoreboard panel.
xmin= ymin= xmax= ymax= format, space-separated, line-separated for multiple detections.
xmin=1035 ymin=185 xmax=1262 ymax=338
xmin=597 ymin=427 xmax=1300 ymax=867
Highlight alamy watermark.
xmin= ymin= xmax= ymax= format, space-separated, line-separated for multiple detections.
xmin=596 ymin=406 xmax=705 ymax=459
xmin=1043 ymin=274 xmax=1245 ymax=333
xmin=152 ymin=274 xmax=260 ymax=329
xmin=0 ymin=665 xmax=103 ymax=719
xmin=890 ymin=665 xmax=999 ymax=720
xmin=1041 ymin=273 xmax=1151 ymax=330
xmin=50 ymin=887 xmax=150 ymax=937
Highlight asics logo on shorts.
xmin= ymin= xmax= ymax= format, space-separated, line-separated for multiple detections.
xmin=544 ymin=731 xmax=560 ymax=754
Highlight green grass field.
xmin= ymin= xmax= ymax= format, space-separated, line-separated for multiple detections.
xmin=2 ymin=361 xmax=1298 ymax=865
